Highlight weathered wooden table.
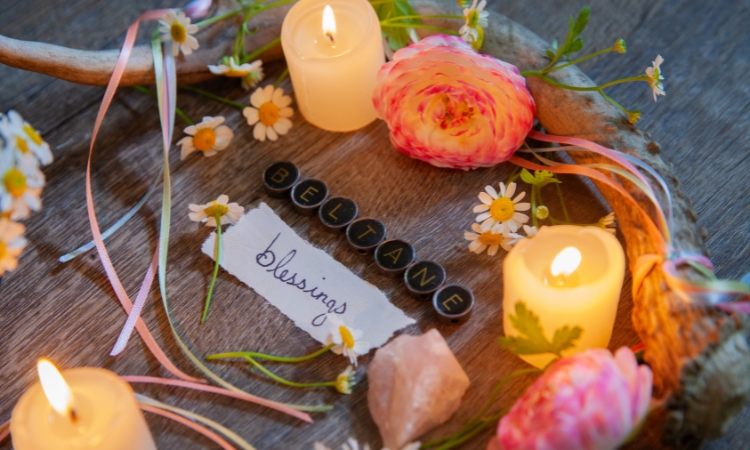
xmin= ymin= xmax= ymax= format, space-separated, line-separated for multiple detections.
xmin=1 ymin=0 xmax=748 ymax=448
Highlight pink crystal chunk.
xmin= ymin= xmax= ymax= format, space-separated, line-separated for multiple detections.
xmin=367 ymin=329 xmax=471 ymax=449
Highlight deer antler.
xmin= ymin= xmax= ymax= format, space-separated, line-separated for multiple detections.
xmin=0 ymin=0 xmax=289 ymax=86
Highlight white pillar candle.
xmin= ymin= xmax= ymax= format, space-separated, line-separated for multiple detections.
xmin=11 ymin=360 xmax=156 ymax=450
xmin=503 ymin=225 xmax=625 ymax=369
xmin=281 ymin=0 xmax=385 ymax=132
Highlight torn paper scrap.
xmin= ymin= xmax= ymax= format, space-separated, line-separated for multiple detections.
xmin=202 ymin=202 xmax=415 ymax=352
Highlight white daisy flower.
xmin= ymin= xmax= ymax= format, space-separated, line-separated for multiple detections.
xmin=597 ymin=212 xmax=616 ymax=234
xmin=188 ymin=195 xmax=244 ymax=227
xmin=208 ymin=57 xmax=264 ymax=90
xmin=327 ymin=314 xmax=369 ymax=367
xmin=464 ymin=223 xmax=515 ymax=256
xmin=473 ymin=182 xmax=531 ymax=233
xmin=0 ymin=218 xmax=27 ymax=276
xmin=177 ymin=116 xmax=234 ymax=160
xmin=0 ymin=152 xmax=45 ymax=220
xmin=504 ymin=224 xmax=539 ymax=249
xmin=645 ymin=55 xmax=665 ymax=102
xmin=459 ymin=0 xmax=488 ymax=44
xmin=335 ymin=365 xmax=356 ymax=395
xmin=0 ymin=110 xmax=53 ymax=166
xmin=243 ymin=85 xmax=293 ymax=142
xmin=159 ymin=10 xmax=200 ymax=57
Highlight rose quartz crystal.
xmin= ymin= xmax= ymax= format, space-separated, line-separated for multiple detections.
xmin=367 ymin=329 xmax=470 ymax=449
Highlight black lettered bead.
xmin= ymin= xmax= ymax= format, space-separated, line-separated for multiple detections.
xmin=374 ymin=239 xmax=416 ymax=275
xmin=404 ymin=260 xmax=446 ymax=298
xmin=432 ymin=284 xmax=474 ymax=325
xmin=346 ymin=218 xmax=386 ymax=254
xmin=291 ymin=178 xmax=329 ymax=215
xmin=263 ymin=161 xmax=300 ymax=198
xmin=319 ymin=197 xmax=358 ymax=233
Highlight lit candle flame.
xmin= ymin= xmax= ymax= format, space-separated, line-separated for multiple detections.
xmin=322 ymin=5 xmax=336 ymax=43
xmin=37 ymin=358 xmax=74 ymax=418
xmin=550 ymin=246 xmax=582 ymax=277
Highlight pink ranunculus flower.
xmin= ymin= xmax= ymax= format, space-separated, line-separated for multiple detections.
xmin=372 ymin=34 xmax=535 ymax=169
xmin=494 ymin=347 xmax=653 ymax=450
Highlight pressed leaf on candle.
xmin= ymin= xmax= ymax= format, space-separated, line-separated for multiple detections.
xmin=499 ymin=301 xmax=583 ymax=358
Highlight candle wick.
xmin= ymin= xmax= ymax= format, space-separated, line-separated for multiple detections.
xmin=325 ymin=32 xmax=335 ymax=44
xmin=69 ymin=408 xmax=78 ymax=423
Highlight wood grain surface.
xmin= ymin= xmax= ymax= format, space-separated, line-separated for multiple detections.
xmin=1 ymin=0 xmax=748 ymax=449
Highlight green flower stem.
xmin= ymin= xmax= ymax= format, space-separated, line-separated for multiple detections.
xmin=531 ymin=185 xmax=539 ymax=228
xmin=381 ymin=23 xmax=460 ymax=35
xmin=274 ymin=67 xmax=290 ymax=88
xmin=380 ymin=14 xmax=464 ymax=23
xmin=132 ymin=85 xmax=194 ymax=125
xmin=243 ymin=355 xmax=336 ymax=389
xmin=178 ymin=84 xmax=247 ymax=110
xmin=201 ymin=213 xmax=223 ymax=324
xmin=544 ymin=46 xmax=616 ymax=73
xmin=207 ymin=344 xmax=336 ymax=363
xmin=241 ymin=37 xmax=281 ymax=64
xmin=597 ymin=90 xmax=637 ymax=117
xmin=555 ymin=181 xmax=571 ymax=223
xmin=194 ymin=9 xmax=246 ymax=28
xmin=520 ymin=73 xmax=649 ymax=92
xmin=422 ymin=368 xmax=541 ymax=449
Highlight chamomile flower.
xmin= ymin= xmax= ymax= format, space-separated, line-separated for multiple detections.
xmin=0 ymin=152 xmax=45 ymax=220
xmin=645 ymin=55 xmax=665 ymax=102
xmin=473 ymin=182 xmax=531 ymax=233
xmin=335 ymin=365 xmax=356 ymax=394
xmin=159 ymin=10 xmax=199 ymax=57
xmin=464 ymin=223 xmax=514 ymax=256
xmin=0 ymin=110 xmax=53 ymax=166
xmin=243 ymin=85 xmax=293 ymax=142
xmin=0 ymin=218 xmax=27 ymax=276
xmin=327 ymin=314 xmax=369 ymax=367
xmin=597 ymin=212 xmax=616 ymax=234
xmin=177 ymin=116 xmax=234 ymax=160
xmin=208 ymin=57 xmax=264 ymax=90
xmin=188 ymin=195 xmax=244 ymax=227
xmin=459 ymin=0 xmax=488 ymax=46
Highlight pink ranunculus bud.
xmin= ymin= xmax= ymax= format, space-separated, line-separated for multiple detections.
xmin=372 ymin=34 xmax=535 ymax=169
xmin=183 ymin=0 xmax=213 ymax=19
xmin=498 ymin=347 xmax=653 ymax=450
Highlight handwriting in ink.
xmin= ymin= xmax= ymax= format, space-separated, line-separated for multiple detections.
xmin=256 ymin=233 xmax=346 ymax=326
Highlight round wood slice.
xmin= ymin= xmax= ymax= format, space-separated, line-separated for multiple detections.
xmin=0 ymin=0 xmax=746 ymax=443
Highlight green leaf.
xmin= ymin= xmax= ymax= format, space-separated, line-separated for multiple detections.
xmin=374 ymin=0 xmax=420 ymax=52
xmin=545 ymin=49 xmax=556 ymax=60
xmin=520 ymin=168 xmax=537 ymax=185
xmin=567 ymin=37 xmax=584 ymax=55
xmin=520 ymin=169 xmax=561 ymax=188
xmin=551 ymin=39 xmax=558 ymax=51
xmin=572 ymin=7 xmax=591 ymax=37
xmin=498 ymin=301 xmax=583 ymax=357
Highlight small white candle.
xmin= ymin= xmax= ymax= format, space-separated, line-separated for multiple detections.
xmin=11 ymin=360 xmax=156 ymax=450
xmin=503 ymin=225 xmax=625 ymax=368
xmin=281 ymin=0 xmax=385 ymax=132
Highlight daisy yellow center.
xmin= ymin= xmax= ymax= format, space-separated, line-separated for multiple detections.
xmin=14 ymin=136 xmax=29 ymax=154
xmin=193 ymin=128 xmax=217 ymax=152
xmin=23 ymin=124 xmax=43 ymax=145
xmin=259 ymin=102 xmax=280 ymax=126
xmin=203 ymin=202 xmax=229 ymax=218
xmin=225 ymin=69 xmax=249 ymax=78
xmin=489 ymin=197 xmax=515 ymax=222
xmin=467 ymin=9 xmax=480 ymax=28
xmin=170 ymin=22 xmax=187 ymax=43
xmin=478 ymin=231 xmax=505 ymax=246
xmin=0 ymin=240 xmax=6 ymax=260
xmin=339 ymin=326 xmax=355 ymax=349
xmin=335 ymin=373 xmax=351 ymax=393
xmin=4 ymin=168 xmax=27 ymax=198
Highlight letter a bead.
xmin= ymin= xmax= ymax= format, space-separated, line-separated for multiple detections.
xmin=374 ymin=239 xmax=415 ymax=275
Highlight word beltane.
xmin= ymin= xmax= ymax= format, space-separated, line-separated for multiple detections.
xmin=262 ymin=161 xmax=474 ymax=325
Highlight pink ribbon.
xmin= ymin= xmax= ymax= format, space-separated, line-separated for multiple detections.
xmin=84 ymin=8 xmax=202 ymax=382
xmin=122 ymin=376 xmax=313 ymax=423
xmin=140 ymin=404 xmax=235 ymax=450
